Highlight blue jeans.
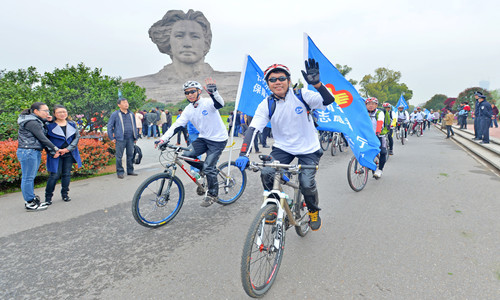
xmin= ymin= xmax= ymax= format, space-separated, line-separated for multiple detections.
xmin=115 ymin=138 xmax=135 ymax=175
xmin=183 ymin=138 xmax=227 ymax=197
xmin=45 ymin=154 xmax=74 ymax=200
xmin=188 ymin=133 xmax=201 ymax=172
xmin=148 ymin=124 xmax=157 ymax=137
xmin=16 ymin=148 xmax=42 ymax=202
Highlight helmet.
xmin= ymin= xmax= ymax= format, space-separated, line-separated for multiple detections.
xmin=365 ymin=97 xmax=379 ymax=104
xmin=398 ymin=105 xmax=404 ymax=109
xmin=264 ymin=64 xmax=291 ymax=81
xmin=183 ymin=81 xmax=202 ymax=91
xmin=382 ymin=102 xmax=391 ymax=108
xmin=417 ymin=106 xmax=421 ymax=110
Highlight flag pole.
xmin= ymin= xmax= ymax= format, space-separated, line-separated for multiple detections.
xmin=226 ymin=54 xmax=249 ymax=177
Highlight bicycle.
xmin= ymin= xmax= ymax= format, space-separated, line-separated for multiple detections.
xmin=395 ymin=121 xmax=406 ymax=145
xmin=132 ymin=142 xmax=247 ymax=228
xmin=347 ymin=154 xmax=382 ymax=192
xmin=330 ymin=132 xmax=344 ymax=156
xmin=240 ymin=155 xmax=317 ymax=298
xmin=318 ymin=130 xmax=333 ymax=151
xmin=410 ymin=121 xmax=423 ymax=137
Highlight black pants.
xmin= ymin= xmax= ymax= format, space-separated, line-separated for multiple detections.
xmin=261 ymin=147 xmax=322 ymax=212
xmin=115 ymin=138 xmax=135 ymax=175
xmin=45 ymin=154 xmax=75 ymax=200
xmin=183 ymin=138 xmax=227 ymax=197
xmin=378 ymin=136 xmax=387 ymax=171
xmin=478 ymin=117 xmax=490 ymax=143
xmin=446 ymin=125 xmax=454 ymax=137
xmin=387 ymin=128 xmax=394 ymax=151
xmin=261 ymin=127 xmax=271 ymax=146
xmin=176 ymin=126 xmax=189 ymax=145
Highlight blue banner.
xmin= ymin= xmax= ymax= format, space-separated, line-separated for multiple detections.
xmin=396 ymin=94 xmax=408 ymax=109
xmin=235 ymin=55 xmax=271 ymax=117
xmin=305 ymin=34 xmax=380 ymax=170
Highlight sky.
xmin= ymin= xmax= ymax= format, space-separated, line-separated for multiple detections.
xmin=1 ymin=0 xmax=499 ymax=105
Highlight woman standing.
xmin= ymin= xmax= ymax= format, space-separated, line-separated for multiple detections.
xmin=135 ymin=110 xmax=144 ymax=138
xmin=17 ymin=102 xmax=60 ymax=211
xmin=45 ymin=105 xmax=82 ymax=205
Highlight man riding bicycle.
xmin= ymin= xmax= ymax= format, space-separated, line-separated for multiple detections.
xmin=157 ymin=78 xmax=228 ymax=207
xmin=396 ymin=104 xmax=410 ymax=139
xmin=235 ymin=59 xmax=335 ymax=231
xmin=382 ymin=102 xmax=396 ymax=155
xmin=411 ymin=107 xmax=425 ymax=136
xmin=365 ymin=97 xmax=387 ymax=179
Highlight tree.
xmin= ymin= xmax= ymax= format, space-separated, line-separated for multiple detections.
xmin=41 ymin=63 xmax=146 ymax=131
xmin=423 ymin=94 xmax=448 ymax=111
xmin=335 ymin=64 xmax=358 ymax=86
xmin=456 ymin=87 xmax=492 ymax=112
xmin=0 ymin=67 xmax=42 ymax=140
xmin=358 ymin=67 xmax=413 ymax=106
xmin=489 ymin=89 xmax=499 ymax=105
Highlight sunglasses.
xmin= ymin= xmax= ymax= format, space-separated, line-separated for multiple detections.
xmin=184 ymin=90 xmax=198 ymax=95
xmin=268 ymin=76 xmax=288 ymax=83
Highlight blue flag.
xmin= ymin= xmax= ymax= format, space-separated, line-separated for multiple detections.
xmin=305 ymin=34 xmax=380 ymax=170
xmin=235 ymin=55 xmax=271 ymax=117
xmin=396 ymin=94 xmax=408 ymax=109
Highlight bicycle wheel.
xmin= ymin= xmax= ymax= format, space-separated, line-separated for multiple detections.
xmin=132 ymin=173 xmax=185 ymax=228
xmin=347 ymin=156 xmax=368 ymax=192
xmin=401 ymin=129 xmax=405 ymax=145
xmin=216 ymin=161 xmax=247 ymax=205
xmin=294 ymin=190 xmax=310 ymax=237
xmin=330 ymin=135 xmax=337 ymax=156
xmin=338 ymin=137 xmax=344 ymax=152
xmin=319 ymin=132 xmax=330 ymax=151
xmin=241 ymin=204 xmax=285 ymax=298
xmin=416 ymin=125 xmax=421 ymax=137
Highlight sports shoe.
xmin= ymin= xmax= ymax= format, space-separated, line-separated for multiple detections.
xmin=200 ymin=195 xmax=217 ymax=207
xmin=265 ymin=211 xmax=277 ymax=224
xmin=308 ymin=210 xmax=322 ymax=231
xmin=388 ymin=149 xmax=393 ymax=155
xmin=373 ymin=169 xmax=383 ymax=178
xmin=62 ymin=196 xmax=71 ymax=202
xmin=25 ymin=196 xmax=48 ymax=211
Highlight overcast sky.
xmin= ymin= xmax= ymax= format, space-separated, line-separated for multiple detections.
xmin=1 ymin=0 xmax=499 ymax=104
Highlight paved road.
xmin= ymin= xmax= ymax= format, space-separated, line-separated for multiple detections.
xmin=1 ymin=129 xmax=499 ymax=299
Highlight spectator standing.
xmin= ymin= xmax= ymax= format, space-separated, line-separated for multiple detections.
xmin=107 ymin=98 xmax=138 ymax=178
xmin=17 ymin=102 xmax=60 ymax=211
xmin=145 ymin=109 xmax=158 ymax=138
xmin=165 ymin=109 xmax=172 ymax=132
xmin=233 ymin=111 xmax=241 ymax=137
xmin=45 ymin=105 xmax=82 ymax=204
xmin=491 ymin=103 xmax=499 ymax=128
xmin=476 ymin=94 xmax=492 ymax=144
xmin=444 ymin=109 xmax=455 ymax=138
xmin=135 ymin=110 xmax=143 ymax=138
xmin=227 ymin=111 xmax=234 ymax=134
xmin=473 ymin=91 xmax=482 ymax=139
xmin=160 ymin=109 xmax=168 ymax=134
xmin=176 ymin=109 xmax=189 ymax=145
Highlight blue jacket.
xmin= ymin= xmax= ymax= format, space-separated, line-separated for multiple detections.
xmin=477 ymin=100 xmax=492 ymax=119
xmin=107 ymin=110 xmax=137 ymax=141
xmin=46 ymin=121 xmax=82 ymax=173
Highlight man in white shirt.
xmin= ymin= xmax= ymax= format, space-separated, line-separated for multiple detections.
xmin=157 ymin=78 xmax=228 ymax=207
xmin=235 ymin=59 xmax=335 ymax=231
xmin=411 ymin=107 xmax=425 ymax=135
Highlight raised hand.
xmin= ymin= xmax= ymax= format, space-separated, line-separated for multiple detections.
xmin=301 ymin=58 xmax=320 ymax=86
xmin=204 ymin=77 xmax=217 ymax=94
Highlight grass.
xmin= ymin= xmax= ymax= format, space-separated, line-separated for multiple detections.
xmin=0 ymin=158 xmax=116 ymax=196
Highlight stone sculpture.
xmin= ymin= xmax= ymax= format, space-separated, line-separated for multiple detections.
xmin=124 ymin=9 xmax=240 ymax=103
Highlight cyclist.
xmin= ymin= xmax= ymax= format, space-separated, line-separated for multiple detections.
xmin=235 ymin=59 xmax=335 ymax=231
xmin=382 ymin=102 xmax=396 ymax=155
xmin=395 ymin=104 xmax=410 ymax=139
xmin=365 ymin=97 xmax=387 ymax=178
xmin=411 ymin=107 xmax=425 ymax=136
xmin=156 ymin=78 xmax=228 ymax=207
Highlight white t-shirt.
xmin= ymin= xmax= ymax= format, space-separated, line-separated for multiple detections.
xmin=249 ymin=88 xmax=327 ymax=155
xmin=161 ymin=92 xmax=228 ymax=142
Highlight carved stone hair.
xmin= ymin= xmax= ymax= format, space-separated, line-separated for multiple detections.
xmin=148 ymin=9 xmax=212 ymax=60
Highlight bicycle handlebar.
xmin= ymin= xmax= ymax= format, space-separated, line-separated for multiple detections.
xmin=159 ymin=142 xmax=190 ymax=152
xmin=249 ymin=161 xmax=318 ymax=173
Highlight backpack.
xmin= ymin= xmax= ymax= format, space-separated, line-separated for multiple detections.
xmin=375 ymin=109 xmax=390 ymax=135
xmin=133 ymin=145 xmax=143 ymax=164
xmin=267 ymin=89 xmax=318 ymax=127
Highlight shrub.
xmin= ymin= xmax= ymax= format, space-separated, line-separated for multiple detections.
xmin=0 ymin=138 xmax=112 ymax=183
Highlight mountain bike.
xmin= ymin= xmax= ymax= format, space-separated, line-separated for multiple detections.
xmin=319 ymin=130 xmax=333 ymax=151
xmin=330 ymin=132 xmax=345 ymax=156
xmin=132 ymin=143 xmax=247 ymax=228
xmin=395 ymin=121 xmax=406 ymax=145
xmin=240 ymin=155 xmax=317 ymax=298
xmin=414 ymin=121 xmax=424 ymax=137
xmin=347 ymin=154 xmax=382 ymax=192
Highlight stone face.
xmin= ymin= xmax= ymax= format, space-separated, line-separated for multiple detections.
xmin=123 ymin=9 xmax=240 ymax=103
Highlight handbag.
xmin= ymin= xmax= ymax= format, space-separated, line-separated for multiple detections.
xmin=133 ymin=145 xmax=143 ymax=164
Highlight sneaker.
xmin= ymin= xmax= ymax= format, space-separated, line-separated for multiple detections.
xmin=308 ymin=210 xmax=322 ymax=231
xmin=25 ymin=197 xmax=48 ymax=211
xmin=200 ymin=195 xmax=217 ymax=207
xmin=45 ymin=199 xmax=52 ymax=206
xmin=265 ymin=212 xmax=277 ymax=224
xmin=62 ymin=196 xmax=71 ymax=202
xmin=373 ymin=169 xmax=383 ymax=179
xmin=388 ymin=149 xmax=393 ymax=155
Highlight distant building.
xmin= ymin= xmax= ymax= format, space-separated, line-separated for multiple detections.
xmin=479 ymin=80 xmax=490 ymax=90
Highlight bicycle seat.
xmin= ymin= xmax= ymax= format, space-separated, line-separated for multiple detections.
xmin=259 ymin=154 xmax=273 ymax=162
